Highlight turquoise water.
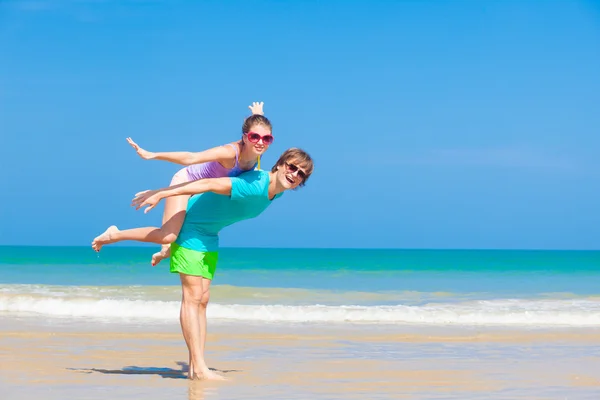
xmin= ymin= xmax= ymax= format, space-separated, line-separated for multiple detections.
xmin=2 ymin=246 xmax=600 ymax=326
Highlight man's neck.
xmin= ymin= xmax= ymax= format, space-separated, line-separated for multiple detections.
xmin=267 ymin=171 xmax=284 ymax=199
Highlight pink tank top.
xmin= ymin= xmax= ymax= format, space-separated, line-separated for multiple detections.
xmin=184 ymin=143 xmax=256 ymax=181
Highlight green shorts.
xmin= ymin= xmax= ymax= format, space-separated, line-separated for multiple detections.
xmin=170 ymin=242 xmax=219 ymax=280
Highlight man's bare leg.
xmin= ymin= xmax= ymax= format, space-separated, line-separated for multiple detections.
xmin=180 ymin=274 xmax=204 ymax=379
xmin=179 ymin=291 xmax=194 ymax=379
xmin=196 ymin=277 xmax=224 ymax=380
xmin=198 ymin=278 xmax=213 ymax=366
xmin=180 ymin=273 xmax=224 ymax=380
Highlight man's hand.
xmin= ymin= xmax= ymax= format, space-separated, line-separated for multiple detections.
xmin=131 ymin=189 xmax=163 ymax=213
xmin=127 ymin=137 xmax=155 ymax=160
xmin=248 ymin=101 xmax=264 ymax=115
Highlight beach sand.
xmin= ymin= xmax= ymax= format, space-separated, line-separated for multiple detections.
xmin=2 ymin=321 xmax=600 ymax=399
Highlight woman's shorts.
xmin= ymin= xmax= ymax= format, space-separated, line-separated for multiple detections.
xmin=170 ymin=167 xmax=191 ymax=185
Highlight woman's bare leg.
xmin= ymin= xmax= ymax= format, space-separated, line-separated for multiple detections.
xmin=92 ymin=168 xmax=192 ymax=253
xmin=91 ymin=194 xmax=189 ymax=252
xmin=151 ymin=193 xmax=189 ymax=266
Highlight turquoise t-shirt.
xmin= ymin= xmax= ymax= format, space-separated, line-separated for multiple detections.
xmin=175 ymin=170 xmax=282 ymax=252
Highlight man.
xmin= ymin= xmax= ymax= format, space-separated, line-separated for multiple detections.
xmin=132 ymin=148 xmax=314 ymax=380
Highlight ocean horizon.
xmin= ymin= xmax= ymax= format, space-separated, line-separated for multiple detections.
xmin=3 ymin=244 xmax=599 ymax=250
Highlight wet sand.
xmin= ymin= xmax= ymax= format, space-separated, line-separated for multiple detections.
xmin=2 ymin=321 xmax=600 ymax=399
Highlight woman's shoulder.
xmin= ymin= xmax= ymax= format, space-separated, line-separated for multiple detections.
xmin=219 ymin=141 xmax=241 ymax=158
xmin=215 ymin=141 xmax=241 ymax=168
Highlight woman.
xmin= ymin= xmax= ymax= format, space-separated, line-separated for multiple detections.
xmin=91 ymin=102 xmax=274 ymax=266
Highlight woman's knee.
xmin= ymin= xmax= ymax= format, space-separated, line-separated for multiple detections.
xmin=158 ymin=232 xmax=179 ymax=245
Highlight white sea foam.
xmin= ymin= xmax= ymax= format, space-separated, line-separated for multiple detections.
xmin=2 ymin=292 xmax=600 ymax=326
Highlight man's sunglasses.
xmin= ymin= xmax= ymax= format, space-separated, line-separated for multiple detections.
xmin=285 ymin=162 xmax=307 ymax=180
xmin=246 ymin=132 xmax=274 ymax=145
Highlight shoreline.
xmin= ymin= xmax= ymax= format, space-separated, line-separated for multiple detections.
xmin=5 ymin=324 xmax=600 ymax=344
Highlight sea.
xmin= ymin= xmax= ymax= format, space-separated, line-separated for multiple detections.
xmin=2 ymin=245 xmax=600 ymax=328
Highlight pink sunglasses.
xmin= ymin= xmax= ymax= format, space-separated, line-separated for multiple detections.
xmin=245 ymin=132 xmax=274 ymax=145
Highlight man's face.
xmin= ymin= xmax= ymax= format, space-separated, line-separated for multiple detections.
xmin=276 ymin=158 xmax=309 ymax=190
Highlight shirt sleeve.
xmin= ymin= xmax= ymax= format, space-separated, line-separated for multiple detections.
xmin=230 ymin=171 xmax=266 ymax=200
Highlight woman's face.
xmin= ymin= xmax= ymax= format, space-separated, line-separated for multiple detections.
xmin=243 ymin=124 xmax=273 ymax=156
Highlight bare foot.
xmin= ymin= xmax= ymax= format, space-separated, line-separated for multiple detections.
xmin=91 ymin=225 xmax=119 ymax=252
xmin=192 ymin=369 xmax=226 ymax=381
xmin=151 ymin=247 xmax=170 ymax=266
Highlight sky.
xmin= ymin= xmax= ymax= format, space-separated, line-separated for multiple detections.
xmin=1 ymin=0 xmax=599 ymax=250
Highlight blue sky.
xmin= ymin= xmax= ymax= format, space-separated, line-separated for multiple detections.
xmin=1 ymin=0 xmax=599 ymax=249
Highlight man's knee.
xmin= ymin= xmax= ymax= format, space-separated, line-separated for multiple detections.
xmin=182 ymin=287 xmax=203 ymax=305
xmin=200 ymin=289 xmax=210 ymax=308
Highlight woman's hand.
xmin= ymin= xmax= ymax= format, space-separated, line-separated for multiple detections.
xmin=127 ymin=137 xmax=155 ymax=160
xmin=248 ymin=101 xmax=264 ymax=115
